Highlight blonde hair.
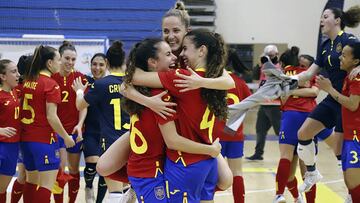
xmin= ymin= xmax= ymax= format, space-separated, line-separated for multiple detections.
xmin=163 ymin=1 xmax=190 ymax=28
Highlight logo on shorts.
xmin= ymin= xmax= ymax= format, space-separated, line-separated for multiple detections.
xmin=336 ymin=42 xmax=343 ymax=53
xmin=154 ymin=186 xmax=165 ymax=200
xmin=55 ymin=150 xmax=60 ymax=159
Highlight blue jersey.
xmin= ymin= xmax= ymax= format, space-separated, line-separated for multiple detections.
xmin=84 ymin=76 xmax=101 ymax=134
xmin=315 ymin=31 xmax=358 ymax=101
xmin=84 ymin=73 xmax=130 ymax=141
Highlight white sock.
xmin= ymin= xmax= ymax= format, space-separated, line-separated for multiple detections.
xmin=297 ymin=141 xmax=316 ymax=166
xmin=107 ymin=193 xmax=123 ymax=203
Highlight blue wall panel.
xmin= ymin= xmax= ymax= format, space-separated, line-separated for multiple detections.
xmin=0 ymin=0 xmax=176 ymax=51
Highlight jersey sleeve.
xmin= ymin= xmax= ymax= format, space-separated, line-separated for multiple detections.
xmin=158 ymin=69 xmax=191 ymax=97
xmin=84 ymin=80 xmax=102 ymax=106
xmin=349 ymin=75 xmax=360 ymax=95
xmin=315 ymin=41 xmax=326 ymax=67
xmin=44 ymin=80 xmax=61 ymax=104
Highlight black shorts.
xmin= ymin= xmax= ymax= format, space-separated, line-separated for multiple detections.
xmin=309 ymin=96 xmax=343 ymax=133
xmin=83 ymin=132 xmax=101 ymax=158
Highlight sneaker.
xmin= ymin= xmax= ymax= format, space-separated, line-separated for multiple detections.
xmin=273 ymin=194 xmax=286 ymax=203
xmin=299 ymin=170 xmax=323 ymax=193
xmin=245 ymin=154 xmax=263 ymax=161
xmin=121 ymin=187 xmax=137 ymax=203
xmin=295 ymin=192 xmax=305 ymax=203
xmin=85 ymin=187 xmax=95 ymax=203
xmin=344 ymin=194 xmax=352 ymax=203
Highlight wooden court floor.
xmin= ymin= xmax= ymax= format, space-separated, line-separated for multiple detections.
xmin=6 ymin=107 xmax=347 ymax=202
xmin=6 ymin=140 xmax=347 ymax=203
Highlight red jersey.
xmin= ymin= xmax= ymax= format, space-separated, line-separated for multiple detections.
xmin=52 ymin=71 xmax=86 ymax=133
xmin=127 ymin=89 xmax=176 ymax=178
xmin=341 ymin=75 xmax=360 ymax=141
xmin=158 ymin=68 xmax=218 ymax=165
xmin=281 ymin=66 xmax=317 ymax=112
xmin=21 ymin=72 xmax=61 ymax=143
xmin=0 ymin=89 xmax=21 ymax=142
xmin=214 ymin=73 xmax=251 ymax=141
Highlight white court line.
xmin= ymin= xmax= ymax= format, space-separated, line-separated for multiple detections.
xmin=215 ymin=179 xmax=344 ymax=197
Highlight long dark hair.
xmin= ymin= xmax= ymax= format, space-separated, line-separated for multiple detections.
xmin=226 ymin=48 xmax=250 ymax=74
xmin=25 ymin=45 xmax=57 ymax=81
xmin=17 ymin=54 xmax=33 ymax=84
xmin=106 ymin=41 xmax=125 ymax=69
xmin=348 ymin=42 xmax=360 ymax=67
xmin=329 ymin=5 xmax=360 ymax=29
xmin=185 ymin=29 xmax=228 ymax=120
xmin=279 ymin=46 xmax=300 ymax=67
xmin=123 ymin=38 xmax=163 ymax=115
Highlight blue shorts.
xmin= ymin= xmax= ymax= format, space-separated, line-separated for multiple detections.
xmin=129 ymin=173 xmax=167 ymax=203
xmin=164 ymin=157 xmax=217 ymax=202
xmin=17 ymin=147 xmax=24 ymax=163
xmin=0 ymin=142 xmax=19 ymax=176
xmin=57 ymin=134 xmax=82 ymax=153
xmin=341 ymin=140 xmax=360 ymax=171
xmin=220 ymin=141 xmax=244 ymax=158
xmin=83 ymin=132 xmax=101 ymax=158
xmin=316 ymin=128 xmax=334 ymax=140
xmin=21 ymin=142 xmax=60 ymax=172
xmin=279 ymin=111 xmax=309 ymax=146
xmin=309 ymin=97 xmax=343 ymax=132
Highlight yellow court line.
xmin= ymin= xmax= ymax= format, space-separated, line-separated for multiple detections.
xmin=244 ymin=167 xmax=344 ymax=202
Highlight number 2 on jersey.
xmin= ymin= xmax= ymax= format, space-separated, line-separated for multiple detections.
xmin=200 ymin=106 xmax=215 ymax=143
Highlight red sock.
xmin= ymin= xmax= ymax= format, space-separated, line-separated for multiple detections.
xmin=68 ymin=173 xmax=80 ymax=203
xmin=23 ymin=182 xmax=37 ymax=203
xmin=35 ymin=187 xmax=51 ymax=203
xmin=233 ymin=176 xmax=245 ymax=203
xmin=350 ymin=184 xmax=360 ymax=202
xmin=286 ymin=177 xmax=299 ymax=198
xmin=275 ymin=159 xmax=291 ymax=195
xmin=107 ymin=166 xmax=129 ymax=183
xmin=305 ymin=184 xmax=316 ymax=203
xmin=11 ymin=180 xmax=24 ymax=203
xmin=54 ymin=169 xmax=69 ymax=203
xmin=215 ymin=186 xmax=223 ymax=192
xmin=0 ymin=192 xmax=6 ymax=203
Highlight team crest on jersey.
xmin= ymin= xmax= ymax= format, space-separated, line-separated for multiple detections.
xmin=154 ymin=186 xmax=165 ymax=200
xmin=336 ymin=43 xmax=343 ymax=53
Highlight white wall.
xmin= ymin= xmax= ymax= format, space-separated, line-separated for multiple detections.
xmin=215 ymin=0 xmax=360 ymax=56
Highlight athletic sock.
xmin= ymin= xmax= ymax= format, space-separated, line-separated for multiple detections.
xmin=286 ymin=177 xmax=299 ymax=198
xmin=96 ymin=176 xmax=107 ymax=203
xmin=233 ymin=176 xmax=245 ymax=203
xmin=275 ymin=159 xmax=291 ymax=195
xmin=68 ymin=173 xmax=80 ymax=203
xmin=305 ymin=184 xmax=316 ymax=203
xmin=11 ymin=180 xmax=24 ymax=203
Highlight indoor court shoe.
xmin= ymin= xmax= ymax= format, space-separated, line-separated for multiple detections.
xmin=273 ymin=194 xmax=286 ymax=203
xmin=294 ymin=192 xmax=305 ymax=203
xmin=245 ymin=154 xmax=263 ymax=160
xmin=299 ymin=170 xmax=323 ymax=193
